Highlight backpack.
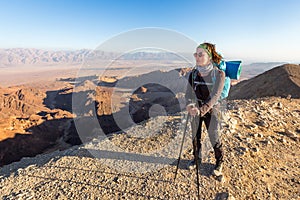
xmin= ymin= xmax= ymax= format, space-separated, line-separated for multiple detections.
xmin=213 ymin=60 xmax=242 ymax=100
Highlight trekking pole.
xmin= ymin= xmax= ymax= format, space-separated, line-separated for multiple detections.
xmin=194 ymin=108 xmax=203 ymax=200
xmin=173 ymin=113 xmax=190 ymax=181
xmin=194 ymin=119 xmax=201 ymax=200
xmin=191 ymin=105 xmax=202 ymax=200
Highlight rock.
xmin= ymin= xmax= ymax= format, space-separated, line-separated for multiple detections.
xmin=236 ymin=133 xmax=243 ymax=140
xmin=231 ymin=118 xmax=238 ymax=126
xmin=256 ymin=120 xmax=268 ymax=127
xmin=140 ymin=86 xmax=147 ymax=93
xmin=113 ymin=177 xmax=119 ymax=183
xmin=215 ymin=192 xmax=235 ymax=200
xmin=277 ymin=102 xmax=283 ymax=109
xmin=257 ymin=133 xmax=264 ymax=138
xmin=256 ymin=105 xmax=262 ymax=111
xmin=245 ymin=124 xmax=257 ymax=130
xmin=229 ymin=118 xmax=238 ymax=130
xmin=216 ymin=175 xmax=225 ymax=183
xmin=45 ymin=113 xmax=53 ymax=120
xmin=29 ymin=114 xmax=42 ymax=121
xmin=284 ymin=129 xmax=297 ymax=138
xmin=279 ymin=138 xmax=287 ymax=143
xmin=99 ymin=76 xmax=117 ymax=84
xmin=53 ymin=110 xmax=73 ymax=119
xmin=252 ymin=147 xmax=259 ymax=152
xmin=261 ymin=165 xmax=267 ymax=170
xmin=213 ymin=170 xmax=223 ymax=177
xmin=267 ymin=136 xmax=275 ymax=144
xmin=236 ymin=146 xmax=248 ymax=156
xmin=130 ymin=94 xmax=142 ymax=102
xmin=253 ymin=133 xmax=264 ymax=138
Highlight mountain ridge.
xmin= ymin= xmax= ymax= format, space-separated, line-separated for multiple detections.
xmin=229 ymin=64 xmax=300 ymax=99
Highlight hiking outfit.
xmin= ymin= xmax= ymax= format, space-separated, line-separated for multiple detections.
xmin=185 ymin=65 xmax=225 ymax=172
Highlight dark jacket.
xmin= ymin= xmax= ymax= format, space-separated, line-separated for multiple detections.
xmin=185 ymin=67 xmax=225 ymax=117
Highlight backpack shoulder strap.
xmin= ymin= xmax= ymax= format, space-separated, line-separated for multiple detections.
xmin=211 ymin=66 xmax=219 ymax=84
xmin=191 ymin=67 xmax=197 ymax=89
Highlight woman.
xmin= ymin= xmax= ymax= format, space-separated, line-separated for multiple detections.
xmin=185 ymin=42 xmax=225 ymax=176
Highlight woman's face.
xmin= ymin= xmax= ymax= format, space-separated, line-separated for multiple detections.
xmin=194 ymin=47 xmax=211 ymax=67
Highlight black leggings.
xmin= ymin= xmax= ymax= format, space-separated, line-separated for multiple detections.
xmin=191 ymin=110 xmax=223 ymax=162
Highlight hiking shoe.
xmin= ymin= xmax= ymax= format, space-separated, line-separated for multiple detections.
xmin=212 ymin=161 xmax=223 ymax=176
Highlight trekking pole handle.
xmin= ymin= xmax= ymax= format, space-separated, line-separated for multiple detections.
xmin=187 ymin=103 xmax=197 ymax=114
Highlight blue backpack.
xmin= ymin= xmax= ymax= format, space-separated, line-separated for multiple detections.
xmin=213 ymin=60 xmax=242 ymax=100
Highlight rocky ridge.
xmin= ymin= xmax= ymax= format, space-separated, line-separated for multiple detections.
xmin=229 ymin=64 xmax=300 ymax=99
xmin=0 ymin=96 xmax=299 ymax=199
xmin=0 ymin=85 xmax=74 ymax=165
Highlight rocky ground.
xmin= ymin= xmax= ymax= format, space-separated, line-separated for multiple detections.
xmin=0 ymin=96 xmax=299 ymax=200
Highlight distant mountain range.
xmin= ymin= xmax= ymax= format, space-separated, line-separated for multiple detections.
xmin=0 ymin=48 xmax=190 ymax=66
xmin=0 ymin=48 xmax=296 ymax=81
xmin=0 ymin=48 xmax=90 ymax=65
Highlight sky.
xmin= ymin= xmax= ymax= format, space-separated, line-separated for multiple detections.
xmin=0 ymin=0 xmax=300 ymax=63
